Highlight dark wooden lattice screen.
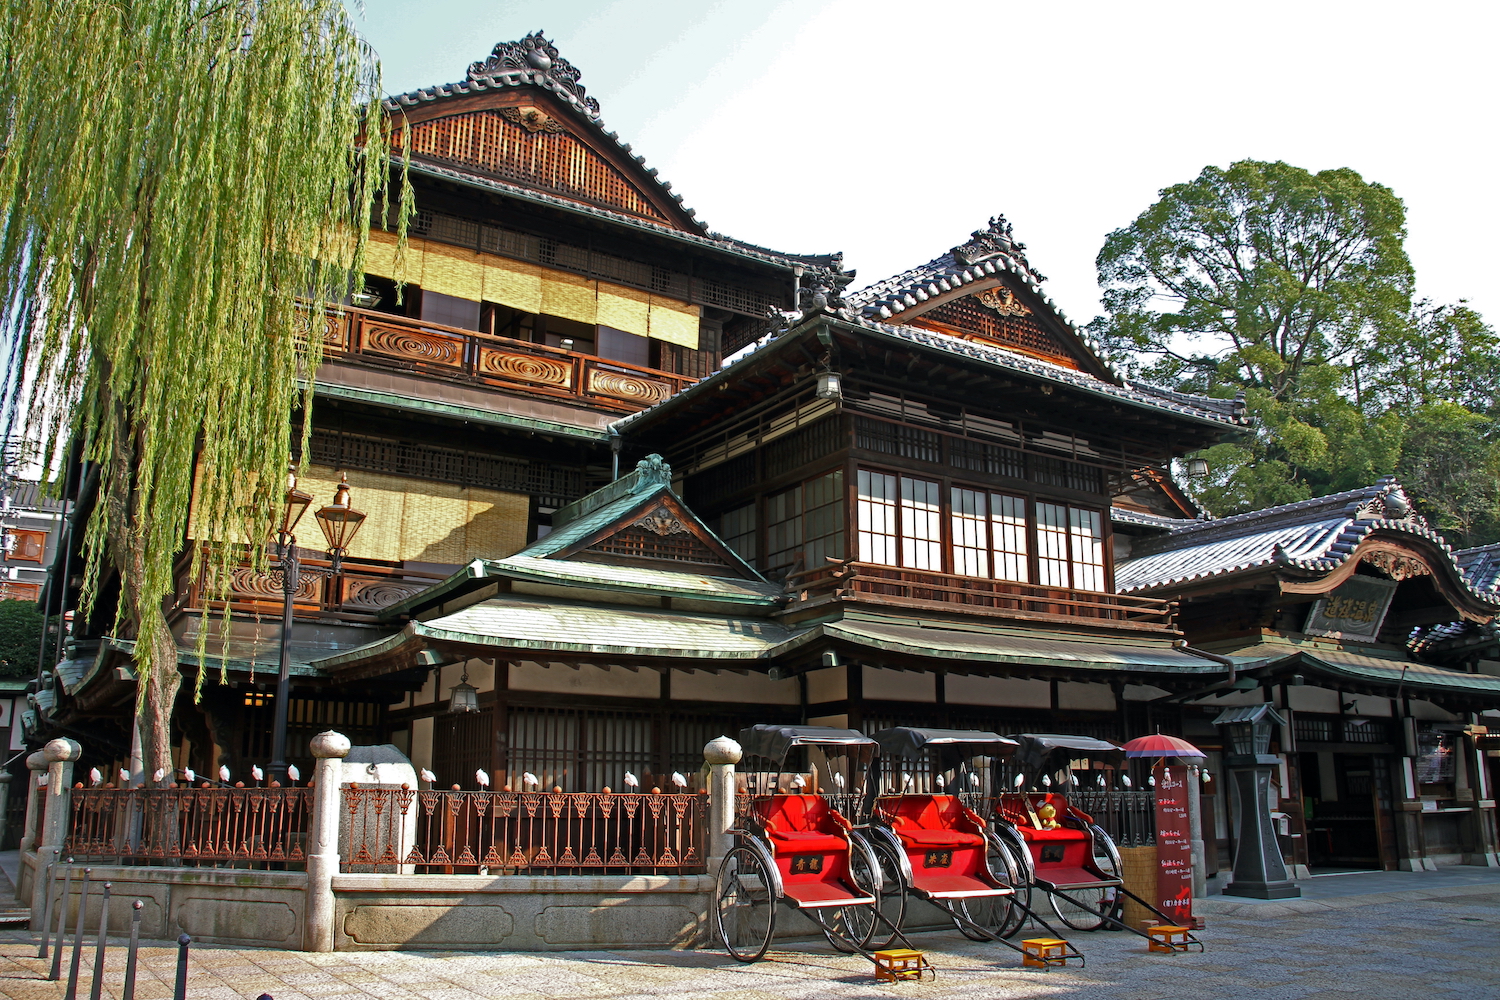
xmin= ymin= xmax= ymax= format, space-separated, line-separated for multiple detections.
xmin=917 ymin=296 xmax=1077 ymax=366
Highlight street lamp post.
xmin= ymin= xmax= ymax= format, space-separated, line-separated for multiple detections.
xmin=268 ymin=470 xmax=366 ymax=785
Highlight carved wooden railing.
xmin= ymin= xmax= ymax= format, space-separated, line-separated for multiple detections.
xmin=786 ymin=560 xmax=1176 ymax=629
xmin=340 ymin=784 xmax=708 ymax=876
xmin=311 ymin=305 xmax=698 ymax=413
xmin=65 ymin=786 xmax=313 ymax=868
xmin=175 ymin=550 xmax=446 ymax=624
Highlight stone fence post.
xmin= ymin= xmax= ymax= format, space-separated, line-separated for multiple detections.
xmin=17 ymin=750 xmax=46 ymax=857
xmin=31 ymin=738 xmax=81 ymax=921
xmin=703 ymin=736 xmax=741 ymax=874
xmin=305 ymin=730 xmax=351 ymax=953
xmin=0 ymin=769 xmax=12 ymax=850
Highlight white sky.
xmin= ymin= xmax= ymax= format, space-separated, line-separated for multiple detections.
xmin=353 ymin=0 xmax=1498 ymax=329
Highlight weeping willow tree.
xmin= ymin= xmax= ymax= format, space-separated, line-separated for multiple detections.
xmin=0 ymin=0 xmax=409 ymax=781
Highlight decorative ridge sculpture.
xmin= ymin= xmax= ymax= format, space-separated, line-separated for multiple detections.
xmin=468 ymin=31 xmax=602 ymax=120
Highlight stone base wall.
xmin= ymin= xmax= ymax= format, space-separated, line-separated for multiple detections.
xmin=333 ymin=874 xmax=713 ymax=951
xmin=26 ymin=862 xmax=307 ymax=949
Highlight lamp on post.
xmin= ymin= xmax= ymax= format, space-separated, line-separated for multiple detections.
xmin=1212 ymin=703 xmax=1301 ymax=899
xmin=267 ymin=470 xmax=366 ymax=785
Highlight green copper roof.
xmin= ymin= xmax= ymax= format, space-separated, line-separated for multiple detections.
xmin=317 ymin=594 xmax=801 ymax=671
xmin=309 ymin=380 xmax=609 ymax=441
xmin=816 ymin=618 xmax=1222 ymax=675
xmin=1218 ymin=640 xmax=1500 ymax=700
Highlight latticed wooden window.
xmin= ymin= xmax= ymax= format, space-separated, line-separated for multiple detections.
xmin=950 ymin=488 xmax=1030 ymax=583
xmin=716 ymin=503 xmax=756 ymax=563
xmin=1036 ymin=502 xmax=1104 ymax=591
xmin=590 ymin=524 xmax=726 ymax=566
xmin=919 ymin=296 xmax=1073 ymax=365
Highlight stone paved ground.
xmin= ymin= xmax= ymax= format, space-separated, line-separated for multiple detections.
xmin=1 ymin=877 xmax=1497 ymax=1000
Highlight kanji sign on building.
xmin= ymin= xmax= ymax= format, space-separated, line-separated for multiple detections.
xmin=1304 ymin=576 xmax=1398 ymax=642
xmin=1154 ymin=762 xmax=1194 ymax=926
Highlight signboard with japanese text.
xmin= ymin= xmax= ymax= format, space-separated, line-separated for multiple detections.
xmin=1304 ymin=576 xmax=1399 ymax=642
xmin=1154 ymin=762 xmax=1194 ymax=926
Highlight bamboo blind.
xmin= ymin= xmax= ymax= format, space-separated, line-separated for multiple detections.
xmin=363 ymin=231 xmax=699 ymax=347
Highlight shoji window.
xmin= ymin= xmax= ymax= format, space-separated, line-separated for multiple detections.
xmin=1036 ymin=501 xmax=1104 ymax=591
xmin=950 ymin=488 xmax=1029 ymax=582
xmin=900 ymin=477 xmax=943 ymax=570
xmin=857 ymin=470 xmax=898 ymax=564
xmin=803 ymin=470 xmax=845 ymax=569
xmin=717 ymin=503 xmax=756 ymax=563
xmin=765 ymin=484 xmax=803 ymax=576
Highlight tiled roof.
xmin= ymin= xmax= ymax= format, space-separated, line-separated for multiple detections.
xmin=1115 ymin=479 xmax=1500 ymax=602
xmin=385 ymin=33 xmax=707 ymax=234
xmin=1111 ymin=507 xmax=1198 ymax=531
xmin=1456 ymin=542 xmax=1500 ymax=594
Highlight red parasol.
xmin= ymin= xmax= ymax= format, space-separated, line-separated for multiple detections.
xmin=1122 ymin=734 xmax=1205 ymax=758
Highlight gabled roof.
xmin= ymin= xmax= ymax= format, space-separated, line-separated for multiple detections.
xmin=1115 ymin=480 xmax=1500 ymax=613
xmin=378 ymin=455 xmax=782 ymax=621
xmin=385 ymin=32 xmax=705 ymax=233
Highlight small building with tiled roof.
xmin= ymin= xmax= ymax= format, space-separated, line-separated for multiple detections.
xmin=1114 ymin=477 xmax=1500 ymax=874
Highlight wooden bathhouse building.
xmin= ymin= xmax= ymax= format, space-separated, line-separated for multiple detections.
xmin=23 ymin=32 xmax=1500 ymax=879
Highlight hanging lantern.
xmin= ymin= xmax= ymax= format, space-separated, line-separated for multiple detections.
xmin=448 ymin=667 xmax=480 ymax=714
xmin=816 ymin=371 xmax=842 ymax=400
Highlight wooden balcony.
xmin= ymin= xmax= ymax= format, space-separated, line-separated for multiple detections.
xmin=311 ymin=305 xmax=698 ymax=413
xmin=786 ymin=560 xmax=1177 ymax=632
xmin=175 ymin=550 xmax=446 ymax=625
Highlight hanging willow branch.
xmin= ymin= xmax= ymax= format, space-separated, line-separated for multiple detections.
xmin=0 ymin=0 xmax=410 ymax=773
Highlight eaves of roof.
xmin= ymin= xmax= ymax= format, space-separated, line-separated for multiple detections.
xmin=309 ymin=378 xmax=609 ymax=442
xmin=613 ymin=313 xmax=1246 ymax=437
xmin=1456 ymin=542 xmax=1500 ymax=595
xmin=402 ymin=160 xmax=812 ymax=276
xmin=1228 ymin=640 xmax=1500 ymax=701
xmin=1111 ymin=507 xmax=1198 ymax=531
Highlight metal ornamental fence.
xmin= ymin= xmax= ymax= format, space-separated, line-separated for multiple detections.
xmin=341 ymin=784 xmax=708 ymax=875
xmin=63 ymin=787 xmax=313 ymax=867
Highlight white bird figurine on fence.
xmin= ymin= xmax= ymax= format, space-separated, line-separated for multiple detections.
xmin=476 ymin=769 xmax=491 ymax=788
xmin=89 ymin=768 xmax=102 ymax=786
xmin=251 ymin=764 xmax=264 ymax=783
xmin=1148 ymin=775 xmax=1157 ymax=788
xmin=119 ymin=768 xmax=130 ymax=785
xmin=1098 ymin=774 xmax=1106 ymax=788
xmin=285 ymin=765 xmax=298 ymax=784
xmin=1013 ymin=772 xmax=1026 ymax=789
xmin=185 ymin=768 xmax=196 ymax=784
xmin=153 ymin=768 xmax=166 ymax=783
xmin=935 ymin=773 xmax=946 ymax=789
xmin=623 ymin=772 xmax=639 ymax=789
xmin=900 ymin=772 xmax=912 ymax=790
xmin=521 ymin=772 xmax=539 ymax=789
xmin=791 ymin=774 xmax=806 ymax=789
xmin=833 ymin=772 xmax=845 ymax=789
xmin=671 ymin=772 xmax=687 ymax=789
xmin=420 ymin=768 xmax=437 ymax=785
xmin=219 ymin=765 xmax=230 ymax=783
xmin=1121 ymin=774 xmax=1133 ymax=789
xmin=1041 ymin=774 xmax=1051 ymax=788
xmin=969 ymin=772 xmax=981 ymax=788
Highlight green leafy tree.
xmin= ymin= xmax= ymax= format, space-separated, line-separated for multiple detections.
xmin=1094 ymin=160 xmax=1414 ymax=514
xmin=1395 ymin=403 xmax=1500 ymax=547
xmin=1367 ymin=300 xmax=1500 ymax=414
xmin=0 ymin=600 xmax=53 ymax=679
xmin=0 ymin=1 xmax=408 ymax=781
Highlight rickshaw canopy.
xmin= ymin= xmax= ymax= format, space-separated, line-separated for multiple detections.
xmin=738 ymin=724 xmax=877 ymax=763
xmin=871 ymin=727 xmax=1018 ymax=759
xmin=1008 ymin=733 xmax=1123 ymax=774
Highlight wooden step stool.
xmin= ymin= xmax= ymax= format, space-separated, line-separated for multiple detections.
xmin=1021 ymin=938 xmax=1071 ymax=969
xmin=874 ymin=949 xmax=933 ymax=982
xmin=1146 ymin=924 xmax=1192 ymax=953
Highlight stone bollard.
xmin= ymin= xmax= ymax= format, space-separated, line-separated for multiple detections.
xmin=305 ymin=730 xmax=351 ymax=953
xmin=703 ymin=736 xmax=741 ymax=874
xmin=18 ymin=750 xmax=48 ymax=857
xmin=32 ymin=739 xmax=81 ymax=922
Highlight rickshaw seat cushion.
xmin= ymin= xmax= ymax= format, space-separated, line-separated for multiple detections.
xmin=768 ymin=830 xmax=848 ymax=854
xmin=1017 ymin=826 xmax=1088 ymax=844
xmin=896 ymin=828 xmax=985 ymax=848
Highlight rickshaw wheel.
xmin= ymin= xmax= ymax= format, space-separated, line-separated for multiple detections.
xmin=864 ymin=837 xmax=908 ymax=950
xmin=715 ymin=845 xmax=777 ymax=962
xmin=823 ymin=834 xmax=883 ymax=952
xmin=953 ymin=835 xmax=1023 ymax=941
xmin=1048 ymin=829 xmax=1122 ymax=931
xmin=989 ymin=827 xmax=1033 ymax=938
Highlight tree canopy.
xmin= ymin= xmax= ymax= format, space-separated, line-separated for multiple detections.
xmin=0 ymin=599 xmax=52 ymax=678
xmin=1095 ymin=159 xmax=1500 ymax=546
xmin=0 ymin=0 xmax=408 ymax=778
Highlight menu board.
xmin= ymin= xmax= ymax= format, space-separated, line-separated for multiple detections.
xmin=1154 ymin=763 xmax=1194 ymax=926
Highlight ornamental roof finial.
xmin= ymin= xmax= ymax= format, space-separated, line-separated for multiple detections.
xmin=467 ymin=31 xmax=601 ymax=120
